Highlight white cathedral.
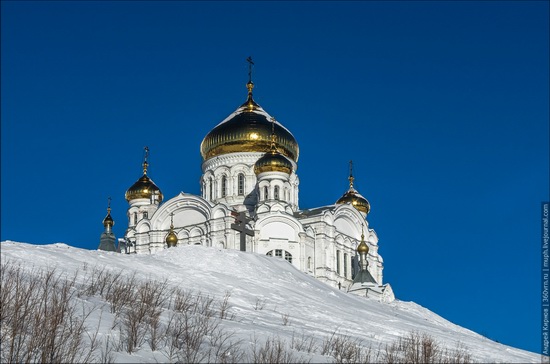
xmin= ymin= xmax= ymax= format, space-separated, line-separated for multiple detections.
xmin=99 ymin=68 xmax=394 ymax=302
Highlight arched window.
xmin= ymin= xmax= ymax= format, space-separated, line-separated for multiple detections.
xmin=238 ymin=173 xmax=245 ymax=196
xmin=266 ymin=249 xmax=292 ymax=263
xmin=133 ymin=212 xmax=137 ymax=225
xmin=344 ymin=253 xmax=348 ymax=278
xmin=285 ymin=251 xmax=292 ymax=263
xmin=264 ymin=186 xmax=269 ymax=200
xmin=209 ymin=178 xmax=213 ymax=200
xmin=274 ymin=186 xmax=280 ymax=200
xmin=308 ymin=256 xmax=312 ymax=270
xmin=221 ymin=175 xmax=227 ymax=197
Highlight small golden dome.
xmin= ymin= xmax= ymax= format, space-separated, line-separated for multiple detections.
xmin=125 ymin=174 xmax=163 ymax=202
xmin=336 ymin=189 xmax=370 ymax=214
xmin=357 ymin=232 xmax=369 ymax=254
xmin=125 ymin=147 xmax=163 ymax=203
xmin=336 ymin=161 xmax=370 ymax=214
xmin=102 ymin=208 xmax=114 ymax=228
xmin=200 ymin=82 xmax=299 ymax=162
xmin=166 ymin=231 xmax=178 ymax=247
xmin=254 ymin=150 xmax=293 ymax=175
xmin=165 ymin=213 xmax=177 ymax=247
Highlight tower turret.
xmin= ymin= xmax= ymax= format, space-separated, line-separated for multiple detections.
xmin=98 ymin=197 xmax=117 ymax=251
xmin=254 ymin=117 xmax=296 ymax=212
xmin=199 ymin=59 xmax=299 ymax=211
xmin=126 ymin=147 xmax=163 ymax=229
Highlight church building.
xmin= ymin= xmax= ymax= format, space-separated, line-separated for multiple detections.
xmin=101 ymin=64 xmax=394 ymax=302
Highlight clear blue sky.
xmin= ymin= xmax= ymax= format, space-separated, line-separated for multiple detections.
xmin=1 ymin=0 xmax=548 ymax=355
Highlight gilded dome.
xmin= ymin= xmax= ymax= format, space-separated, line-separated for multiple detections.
xmin=126 ymin=147 xmax=163 ymax=203
xmin=102 ymin=209 xmax=114 ymax=228
xmin=336 ymin=162 xmax=370 ymax=214
xmin=165 ymin=230 xmax=178 ymax=247
xmin=336 ymin=188 xmax=370 ymax=214
xmin=125 ymin=174 xmax=163 ymax=202
xmin=200 ymin=82 xmax=299 ymax=162
xmin=165 ymin=213 xmax=177 ymax=247
xmin=254 ymin=149 xmax=293 ymax=175
xmin=357 ymin=232 xmax=369 ymax=254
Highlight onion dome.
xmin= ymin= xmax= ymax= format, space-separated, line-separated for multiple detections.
xmin=357 ymin=230 xmax=369 ymax=254
xmin=103 ymin=207 xmax=114 ymax=228
xmin=98 ymin=197 xmax=117 ymax=252
xmin=254 ymin=150 xmax=293 ymax=175
xmin=125 ymin=147 xmax=163 ymax=203
xmin=254 ymin=118 xmax=293 ymax=175
xmin=336 ymin=161 xmax=370 ymax=214
xmin=200 ymin=81 xmax=299 ymax=162
xmin=165 ymin=213 xmax=178 ymax=248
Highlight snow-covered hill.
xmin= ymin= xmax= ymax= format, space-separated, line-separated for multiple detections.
xmin=0 ymin=241 xmax=539 ymax=363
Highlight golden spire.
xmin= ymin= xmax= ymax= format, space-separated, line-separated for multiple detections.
xmin=247 ymin=56 xmax=254 ymax=85
xmin=142 ymin=146 xmax=149 ymax=175
xmin=270 ymin=117 xmax=277 ymax=150
xmin=348 ymin=160 xmax=355 ymax=189
xmin=245 ymin=56 xmax=256 ymax=111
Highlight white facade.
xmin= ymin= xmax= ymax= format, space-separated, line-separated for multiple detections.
xmin=122 ymin=82 xmax=393 ymax=300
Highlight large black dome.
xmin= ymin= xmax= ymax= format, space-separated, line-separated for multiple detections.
xmin=200 ymin=83 xmax=299 ymax=162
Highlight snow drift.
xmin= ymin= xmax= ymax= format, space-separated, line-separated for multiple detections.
xmin=0 ymin=241 xmax=539 ymax=363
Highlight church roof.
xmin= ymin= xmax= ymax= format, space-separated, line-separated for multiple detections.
xmin=98 ymin=232 xmax=117 ymax=252
xmin=351 ymin=269 xmax=378 ymax=285
xmin=294 ymin=205 xmax=337 ymax=218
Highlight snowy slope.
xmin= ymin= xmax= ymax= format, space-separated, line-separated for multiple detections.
xmin=0 ymin=241 xmax=539 ymax=363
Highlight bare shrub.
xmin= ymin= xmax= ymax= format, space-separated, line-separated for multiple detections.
xmin=254 ymin=297 xmax=267 ymax=310
xmin=0 ymin=260 xmax=98 ymax=363
xmin=218 ymin=290 xmax=234 ymax=320
xmin=290 ymin=329 xmax=318 ymax=354
xmin=320 ymin=330 xmax=376 ymax=364
xmin=382 ymin=331 xmax=472 ymax=364
xmin=321 ymin=329 xmax=339 ymax=355
xmin=281 ymin=312 xmax=291 ymax=326
xmin=250 ymin=334 xmax=309 ymax=364
xmin=105 ymin=272 xmax=138 ymax=315
xmin=118 ymin=279 xmax=168 ymax=353
xmin=440 ymin=341 xmax=472 ymax=364
xmin=79 ymin=266 xmax=122 ymax=298
xmin=161 ymin=289 xmax=238 ymax=363
xmin=98 ymin=335 xmax=116 ymax=364
xmin=164 ymin=309 xmax=215 ymax=362
xmin=173 ymin=288 xmax=194 ymax=313
xmin=207 ymin=323 xmax=245 ymax=363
